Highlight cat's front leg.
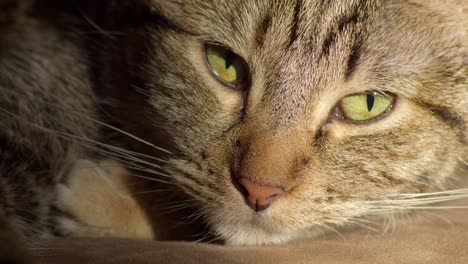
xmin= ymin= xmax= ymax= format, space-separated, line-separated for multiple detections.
xmin=55 ymin=159 xmax=154 ymax=240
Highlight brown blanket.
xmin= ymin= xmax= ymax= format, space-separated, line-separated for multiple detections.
xmin=33 ymin=181 xmax=468 ymax=264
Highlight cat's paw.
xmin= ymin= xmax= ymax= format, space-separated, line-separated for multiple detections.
xmin=55 ymin=159 xmax=154 ymax=239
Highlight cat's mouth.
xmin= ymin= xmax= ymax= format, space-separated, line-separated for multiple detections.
xmin=203 ymin=197 xmax=313 ymax=245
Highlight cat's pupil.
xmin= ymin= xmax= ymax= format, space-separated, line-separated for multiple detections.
xmin=225 ymin=51 xmax=235 ymax=69
xmin=366 ymin=94 xmax=375 ymax=112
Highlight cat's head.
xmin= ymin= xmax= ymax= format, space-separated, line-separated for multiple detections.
xmin=97 ymin=0 xmax=467 ymax=245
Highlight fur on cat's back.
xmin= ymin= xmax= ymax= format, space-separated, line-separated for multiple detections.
xmin=0 ymin=0 xmax=99 ymax=241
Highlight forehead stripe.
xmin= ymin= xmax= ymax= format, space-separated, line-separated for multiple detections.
xmin=289 ymin=0 xmax=303 ymax=47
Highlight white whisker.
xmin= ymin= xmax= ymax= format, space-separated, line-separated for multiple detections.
xmin=370 ymin=206 xmax=468 ymax=211
xmin=79 ymin=11 xmax=117 ymax=40
xmin=367 ymin=195 xmax=468 ymax=206
xmin=67 ymin=109 xmax=172 ymax=155
xmin=131 ymin=189 xmax=170 ymax=195
xmin=131 ymin=85 xmax=153 ymax=97
xmin=160 ymin=203 xmax=196 ymax=215
xmin=1 ymin=104 xmax=171 ymax=156
xmin=338 ymin=217 xmax=380 ymax=232
xmin=127 ymin=166 xmax=172 ymax=179
xmin=131 ymin=173 xmax=172 ymax=185
xmin=184 ymin=208 xmax=207 ymax=223
xmin=317 ymin=223 xmax=346 ymax=241
xmin=386 ymin=188 xmax=468 ymax=198
xmin=458 ymin=158 xmax=467 ymax=166
xmin=1 ymin=106 xmax=174 ymax=179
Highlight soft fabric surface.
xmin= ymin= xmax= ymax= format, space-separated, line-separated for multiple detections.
xmin=33 ymin=225 xmax=468 ymax=264
xmin=32 ymin=180 xmax=468 ymax=264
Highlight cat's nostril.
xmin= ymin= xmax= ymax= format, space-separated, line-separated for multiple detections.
xmin=237 ymin=178 xmax=285 ymax=212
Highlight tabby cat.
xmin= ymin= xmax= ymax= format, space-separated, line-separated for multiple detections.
xmin=0 ymin=0 xmax=466 ymax=259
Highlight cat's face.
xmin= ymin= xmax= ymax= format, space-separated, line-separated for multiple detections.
xmin=100 ymin=0 xmax=467 ymax=245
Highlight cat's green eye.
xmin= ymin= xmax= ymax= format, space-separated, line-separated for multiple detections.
xmin=340 ymin=92 xmax=395 ymax=121
xmin=205 ymin=44 xmax=248 ymax=88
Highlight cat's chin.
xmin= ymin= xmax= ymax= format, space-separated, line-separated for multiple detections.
xmin=218 ymin=226 xmax=297 ymax=246
xmin=214 ymin=222 xmax=316 ymax=246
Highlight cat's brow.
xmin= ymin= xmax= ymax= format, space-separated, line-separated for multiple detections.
xmin=320 ymin=7 xmax=361 ymax=58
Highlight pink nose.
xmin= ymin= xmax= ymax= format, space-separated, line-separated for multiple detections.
xmin=238 ymin=178 xmax=285 ymax=212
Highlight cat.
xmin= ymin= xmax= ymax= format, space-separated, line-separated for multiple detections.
xmin=0 ymin=0 xmax=466 ymax=258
